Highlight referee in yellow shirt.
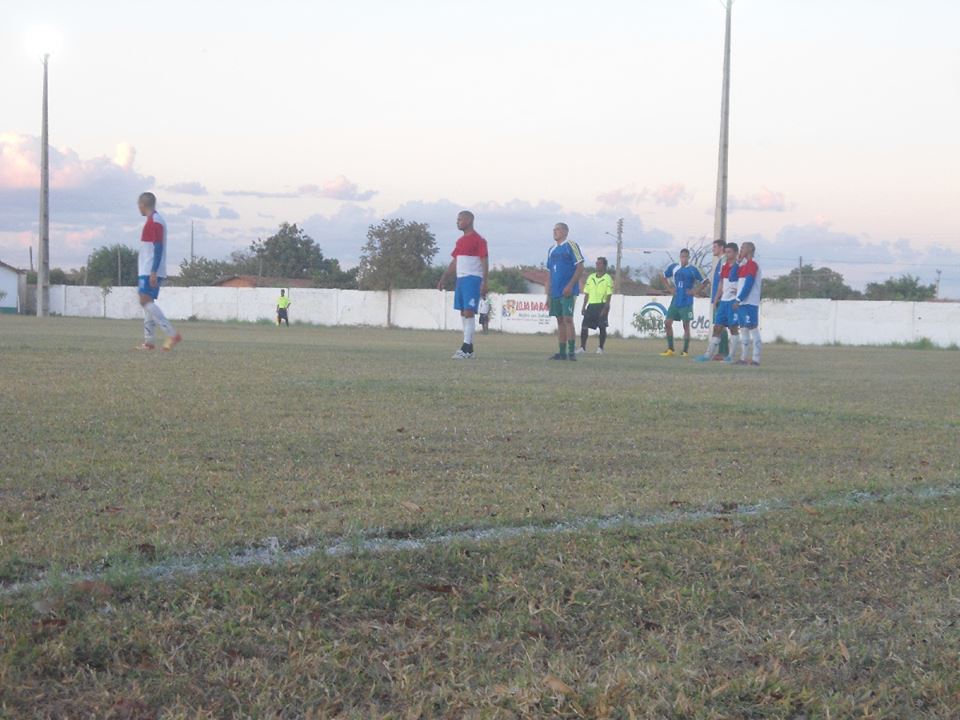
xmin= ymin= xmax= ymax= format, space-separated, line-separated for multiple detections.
xmin=578 ymin=257 xmax=614 ymax=354
xmin=276 ymin=289 xmax=291 ymax=326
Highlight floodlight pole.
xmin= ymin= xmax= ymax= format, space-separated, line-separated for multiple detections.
xmin=712 ymin=1 xmax=732 ymax=245
xmin=614 ymin=217 xmax=624 ymax=293
xmin=37 ymin=53 xmax=50 ymax=316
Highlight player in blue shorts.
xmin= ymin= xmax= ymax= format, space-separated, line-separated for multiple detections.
xmin=733 ymin=241 xmax=762 ymax=366
xmin=134 ymin=192 xmax=181 ymax=351
xmin=437 ymin=211 xmax=489 ymax=358
xmin=660 ymin=248 xmax=704 ymax=357
xmin=696 ymin=242 xmax=740 ymax=362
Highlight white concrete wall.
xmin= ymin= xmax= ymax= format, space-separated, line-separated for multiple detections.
xmin=41 ymin=285 xmax=960 ymax=348
xmin=0 ymin=268 xmax=19 ymax=311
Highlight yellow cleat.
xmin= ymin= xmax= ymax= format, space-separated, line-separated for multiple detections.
xmin=680 ymin=351 xmax=690 ymax=357
xmin=659 ymin=349 xmax=675 ymax=357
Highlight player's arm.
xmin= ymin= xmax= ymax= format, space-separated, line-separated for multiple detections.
xmin=564 ymin=261 xmax=584 ymax=298
xmin=480 ymin=256 xmax=489 ymax=296
xmin=734 ymin=271 xmax=754 ymax=307
xmin=601 ymin=282 xmax=612 ymax=316
xmin=148 ymin=225 xmax=164 ymax=288
xmin=437 ymin=258 xmax=456 ymax=290
xmin=688 ymin=268 xmax=705 ymax=296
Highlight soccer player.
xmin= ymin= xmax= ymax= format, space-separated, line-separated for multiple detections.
xmin=578 ymin=256 xmax=613 ymax=354
xmin=437 ymin=210 xmax=488 ymax=359
xmin=696 ymin=242 xmax=740 ymax=363
xmin=709 ymin=239 xmax=730 ymax=359
xmin=660 ymin=249 xmax=704 ymax=357
xmin=477 ymin=295 xmax=491 ymax=334
xmin=134 ymin=192 xmax=181 ymax=351
xmin=733 ymin=241 xmax=762 ymax=366
xmin=276 ymin=289 xmax=291 ymax=326
xmin=546 ymin=222 xmax=584 ymax=360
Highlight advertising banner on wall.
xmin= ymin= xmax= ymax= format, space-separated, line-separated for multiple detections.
xmin=499 ymin=294 xmax=558 ymax=333
xmin=623 ymin=296 xmax=714 ymax=340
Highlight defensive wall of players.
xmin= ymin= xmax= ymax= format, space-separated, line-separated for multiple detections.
xmin=38 ymin=284 xmax=960 ymax=348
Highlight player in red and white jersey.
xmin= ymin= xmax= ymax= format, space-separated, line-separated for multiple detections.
xmin=135 ymin=192 xmax=181 ymax=351
xmin=437 ymin=211 xmax=489 ymax=359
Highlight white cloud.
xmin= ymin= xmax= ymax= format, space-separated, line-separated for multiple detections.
xmin=180 ymin=204 xmax=212 ymax=219
xmin=165 ymin=181 xmax=209 ymax=196
xmin=217 ymin=206 xmax=241 ymax=220
xmin=300 ymin=176 xmax=378 ymax=202
xmin=597 ymin=182 xmax=692 ymax=209
xmin=728 ymin=188 xmax=791 ymax=213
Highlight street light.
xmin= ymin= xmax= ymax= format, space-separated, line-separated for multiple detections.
xmin=27 ymin=28 xmax=60 ymax=316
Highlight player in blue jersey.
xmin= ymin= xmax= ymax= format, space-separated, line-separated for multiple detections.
xmin=546 ymin=222 xmax=584 ymax=360
xmin=696 ymin=242 xmax=741 ymax=362
xmin=709 ymin=239 xmax=729 ymax=359
xmin=660 ymin=249 xmax=705 ymax=357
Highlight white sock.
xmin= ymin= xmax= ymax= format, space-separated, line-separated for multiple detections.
xmin=740 ymin=328 xmax=752 ymax=361
xmin=706 ymin=336 xmax=720 ymax=357
xmin=143 ymin=307 xmax=156 ymax=344
xmin=463 ymin=316 xmax=475 ymax=346
xmin=145 ymin=302 xmax=176 ymax=337
xmin=728 ymin=334 xmax=740 ymax=360
xmin=753 ymin=330 xmax=762 ymax=363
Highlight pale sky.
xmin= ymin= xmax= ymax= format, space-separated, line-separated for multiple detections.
xmin=2 ymin=0 xmax=959 ymax=295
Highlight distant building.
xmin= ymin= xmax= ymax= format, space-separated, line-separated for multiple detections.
xmin=0 ymin=260 xmax=26 ymax=314
xmin=212 ymin=275 xmax=315 ymax=289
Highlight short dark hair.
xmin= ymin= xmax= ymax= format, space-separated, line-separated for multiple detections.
xmin=596 ymin=256 xmax=607 ymax=266
xmin=713 ymin=239 xmax=725 ymax=248
xmin=679 ymin=248 xmax=690 ymax=255
xmin=725 ymin=242 xmax=739 ymax=253
xmin=458 ymin=210 xmax=474 ymax=222
xmin=139 ymin=192 xmax=157 ymax=208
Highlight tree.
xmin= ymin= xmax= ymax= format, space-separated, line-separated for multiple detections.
xmin=176 ymin=256 xmax=234 ymax=286
xmin=487 ymin=267 xmax=528 ymax=294
xmin=313 ymin=259 xmax=359 ymax=289
xmin=86 ymin=245 xmax=139 ymax=286
xmin=763 ymin=265 xmax=862 ymax=300
xmin=864 ymin=274 xmax=936 ymax=301
xmin=249 ymin=223 xmax=326 ymax=279
xmin=357 ymin=218 xmax=437 ymax=325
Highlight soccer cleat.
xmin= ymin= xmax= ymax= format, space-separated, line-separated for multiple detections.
xmin=451 ymin=350 xmax=474 ymax=359
xmin=568 ymin=353 xmax=577 ymax=361
xmin=162 ymin=333 xmax=182 ymax=352
xmin=659 ymin=349 xmax=675 ymax=357
xmin=596 ymin=348 xmax=604 ymax=354
xmin=735 ymin=359 xmax=748 ymax=365
xmin=574 ymin=347 xmax=586 ymax=354
xmin=680 ymin=351 xmax=689 ymax=357
xmin=694 ymin=354 xmax=712 ymax=362
xmin=134 ymin=342 xmax=156 ymax=351
xmin=550 ymin=353 xmax=567 ymax=360
xmin=723 ymin=356 xmax=736 ymax=364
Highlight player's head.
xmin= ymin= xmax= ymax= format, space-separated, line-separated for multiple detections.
xmin=456 ymin=211 xmax=474 ymax=232
xmin=740 ymin=241 xmax=756 ymax=260
xmin=724 ymin=242 xmax=738 ymax=262
xmin=712 ymin=239 xmax=724 ymax=257
xmin=679 ymin=248 xmax=690 ymax=266
xmin=280 ymin=289 xmax=285 ymax=296
xmin=138 ymin=192 xmax=157 ymax=216
xmin=595 ymin=256 xmax=607 ymax=273
xmin=553 ymin=223 xmax=569 ymax=242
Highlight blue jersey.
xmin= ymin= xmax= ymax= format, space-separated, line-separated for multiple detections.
xmin=547 ymin=240 xmax=584 ymax=298
xmin=665 ymin=264 xmax=704 ymax=308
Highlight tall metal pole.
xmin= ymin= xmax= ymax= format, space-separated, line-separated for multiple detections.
xmin=37 ymin=53 xmax=50 ymax=316
xmin=712 ymin=1 xmax=732 ymax=245
xmin=614 ymin=217 xmax=624 ymax=293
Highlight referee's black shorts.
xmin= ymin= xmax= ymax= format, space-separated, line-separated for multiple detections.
xmin=582 ymin=303 xmax=608 ymax=329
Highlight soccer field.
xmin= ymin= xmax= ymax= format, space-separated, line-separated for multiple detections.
xmin=2 ymin=317 xmax=959 ymax=718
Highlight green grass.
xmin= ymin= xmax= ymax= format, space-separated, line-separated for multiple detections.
xmin=1 ymin=316 xmax=959 ymax=717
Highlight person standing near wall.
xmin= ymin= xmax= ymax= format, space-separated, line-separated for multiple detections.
xmin=733 ymin=241 xmax=762 ymax=366
xmin=709 ymin=239 xmax=730 ymax=360
xmin=134 ymin=192 xmax=181 ymax=351
xmin=437 ymin=210 xmax=489 ymax=359
xmin=276 ymin=289 xmax=291 ymax=327
xmin=697 ymin=242 xmax=741 ymax=363
xmin=660 ymin=249 xmax=704 ymax=357
xmin=577 ymin=256 xmax=613 ymax=354
xmin=477 ymin=295 xmax=491 ymax=334
xmin=546 ymin=222 xmax=584 ymax=361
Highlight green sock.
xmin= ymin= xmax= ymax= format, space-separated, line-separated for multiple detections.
xmin=683 ymin=336 xmax=690 ymax=353
xmin=667 ymin=336 xmax=674 ymax=351
xmin=567 ymin=339 xmax=575 ymax=355
xmin=559 ymin=342 xmax=566 ymax=357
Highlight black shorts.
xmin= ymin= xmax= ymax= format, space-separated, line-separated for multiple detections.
xmin=278 ymin=308 xmax=288 ymax=319
xmin=478 ymin=313 xmax=489 ymax=324
xmin=582 ymin=303 xmax=608 ymax=329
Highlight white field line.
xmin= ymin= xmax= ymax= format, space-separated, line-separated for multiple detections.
xmin=3 ymin=483 xmax=959 ymax=598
